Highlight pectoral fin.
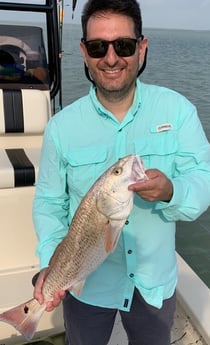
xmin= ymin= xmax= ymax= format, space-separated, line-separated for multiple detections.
xmin=104 ymin=219 xmax=125 ymax=253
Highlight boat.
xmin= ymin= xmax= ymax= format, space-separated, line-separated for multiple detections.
xmin=0 ymin=1 xmax=210 ymax=344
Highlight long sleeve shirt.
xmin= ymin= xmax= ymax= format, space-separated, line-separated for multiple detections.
xmin=33 ymin=79 xmax=210 ymax=310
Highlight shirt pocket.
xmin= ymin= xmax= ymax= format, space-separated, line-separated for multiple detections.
xmin=134 ymin=132 xmax=178 ymax=177
xmin=65 ymin=146 xmax=108 ymax=198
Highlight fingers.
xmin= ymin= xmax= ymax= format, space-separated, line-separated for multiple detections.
xmin=45 ymin=290 xmax=66 ymax=312
xmin=128 ymin=169 xmax=173 ymax=202
xmin=33 ymin=268 xmax=49 ymax=304
xmin=33 ymin=267 xmax=67 ymax=312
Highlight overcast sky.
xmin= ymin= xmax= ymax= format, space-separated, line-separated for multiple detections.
xmin=0 ymin=0 xmax=210 ymax=30
xmin=71 ymin=0 xmax=210 ymax=30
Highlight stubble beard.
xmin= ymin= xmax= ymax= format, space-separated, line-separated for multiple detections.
xmin=97 ymin=78 xmax=137 ymax=103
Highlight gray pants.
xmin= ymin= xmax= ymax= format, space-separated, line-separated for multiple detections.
xmin=63 ymin=288 xmax=176 ymax=345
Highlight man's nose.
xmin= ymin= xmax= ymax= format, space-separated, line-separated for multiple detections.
xmin=103 ymin=43 xmax=119 ymax=64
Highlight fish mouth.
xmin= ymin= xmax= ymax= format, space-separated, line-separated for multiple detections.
xmin=131 ymin=155 xmax=148 ymax=183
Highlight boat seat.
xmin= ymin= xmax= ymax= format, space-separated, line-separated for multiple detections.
xmin=0 ymin=88 xmax=50 ymax=188
xmin=0 ymin=147 xmax=40 ymax=188
xmin=0 ymin=89 xmax=50 ymax=134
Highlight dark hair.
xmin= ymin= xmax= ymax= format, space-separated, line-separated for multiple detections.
xmin=81 ymin=0 xmax=142 ymax=40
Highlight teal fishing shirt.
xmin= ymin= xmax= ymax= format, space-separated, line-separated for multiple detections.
xmin=33 ymin=79 xmax=210 ymax=310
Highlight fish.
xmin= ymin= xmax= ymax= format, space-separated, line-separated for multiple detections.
xmin=0 ymin=154 xmax=148 ymax=340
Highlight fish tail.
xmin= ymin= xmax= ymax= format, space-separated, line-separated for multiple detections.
xmin=0 ymin=298 xmax=46 ymax=340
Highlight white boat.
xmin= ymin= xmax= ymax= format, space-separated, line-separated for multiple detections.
xmin=0 ymin=2 xmax=210 ymax=344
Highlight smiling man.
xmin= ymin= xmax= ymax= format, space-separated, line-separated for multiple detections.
xmin=80 ymin=12 xmax=147 ymax=121
xmin=33 ymin=1 xmax=210 ymax=344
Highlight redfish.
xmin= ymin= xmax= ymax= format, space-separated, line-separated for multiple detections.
xmin=0 ymin=155 xmax=148 ymax=340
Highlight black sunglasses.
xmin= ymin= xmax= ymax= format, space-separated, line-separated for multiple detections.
xmin=81 ymin=36 xmax=143 ymax=58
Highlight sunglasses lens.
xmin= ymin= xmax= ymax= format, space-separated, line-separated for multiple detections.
xmin=84 ymin=38 xmax=138 ymax=58
xmin=114 ymin=38 xmax=137 ymax=57
xmin=85 ymin=40 xmax=108 ymax=58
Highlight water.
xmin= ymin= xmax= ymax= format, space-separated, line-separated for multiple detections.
xmin=61 ymin=24 xmax=210 ymax=286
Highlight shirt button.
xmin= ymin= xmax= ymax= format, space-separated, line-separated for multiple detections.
xmin=128 ymin=249 xmax=133 ymax=254
xmin=129 ymin=273 xmax=134 ymax=278
xmin=125 ymin=220 xmax=129 ymax=225
xmin=118 ymin=128 xmax=122 ymax=132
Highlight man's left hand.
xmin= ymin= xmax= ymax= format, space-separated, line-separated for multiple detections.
xmin=128 ymin=169 xmax=173 ymax=202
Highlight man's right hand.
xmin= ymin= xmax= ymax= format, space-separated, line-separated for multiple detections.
xmin=33 ymin=267 xmax=66 ymax=312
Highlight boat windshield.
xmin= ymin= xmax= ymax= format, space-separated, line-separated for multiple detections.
xmin=0 ymin=24 xmax=49 ymax=90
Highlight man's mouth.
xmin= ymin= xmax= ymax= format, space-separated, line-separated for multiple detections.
xmin=103 ymin=69 xmax=122 ymax=74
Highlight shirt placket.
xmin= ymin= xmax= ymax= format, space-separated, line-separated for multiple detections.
xmin=121 ymin=215 xmax=137 ymax=308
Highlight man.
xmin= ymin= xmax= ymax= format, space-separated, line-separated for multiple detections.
xmin=33 ymin=0 xmax=210 ymax=344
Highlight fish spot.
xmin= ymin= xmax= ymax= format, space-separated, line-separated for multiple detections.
xmin=24 ymin=305 xmax=29 ymax=314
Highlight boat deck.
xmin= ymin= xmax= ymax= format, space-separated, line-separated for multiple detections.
xmin=107 ymin=301 xmax=207 ymax=345
xmin=171 ymin=301 xmax=207 ymax=345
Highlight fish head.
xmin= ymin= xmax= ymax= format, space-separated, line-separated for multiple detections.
xmin=96 ymin=155 xmax=147 ymax=220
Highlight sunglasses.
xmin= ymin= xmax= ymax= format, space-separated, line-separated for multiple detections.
xmin=81 ymin=36 xmax=143 ymax=58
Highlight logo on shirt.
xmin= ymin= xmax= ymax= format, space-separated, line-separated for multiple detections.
xmin=156 ymin=123 xmax=172 ymax=132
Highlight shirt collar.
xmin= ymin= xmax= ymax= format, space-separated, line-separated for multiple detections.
xmin=89 ymin=79 xmax=142 ymax=122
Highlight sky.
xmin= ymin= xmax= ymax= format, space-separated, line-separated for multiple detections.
xmin=70 ymin=0 xmax=210 ymax=30
xmin=0 ymin=0 xmax=210 ymax=31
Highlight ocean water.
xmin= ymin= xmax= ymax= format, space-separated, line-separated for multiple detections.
xmin=61 ymin=24 xmax=210 ymax=286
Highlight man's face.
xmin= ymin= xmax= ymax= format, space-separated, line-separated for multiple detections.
xmin=80 ymin=12 xmax=148 ymax=101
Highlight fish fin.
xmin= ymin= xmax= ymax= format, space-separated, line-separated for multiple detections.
xmin=105 ymin=220 xmax=124 ymax=253
xmin=0 ymin=298 xmax=45 ymax=340
xmin=69 ymin=280 xmax=86 ymax=296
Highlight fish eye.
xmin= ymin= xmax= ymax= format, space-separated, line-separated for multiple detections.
xmin=113 ymin=167 xmax=122 ymax=175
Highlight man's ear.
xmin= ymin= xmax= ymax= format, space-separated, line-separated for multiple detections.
xmin=138 ymin=38 xmax=148 ymax=76
xmin=138 ymin=37 xmax=148 ymax=67
xmin=80 ymin=42 xmax=88 ymax=67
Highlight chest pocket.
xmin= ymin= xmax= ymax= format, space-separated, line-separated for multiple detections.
xmin=134 ymin=131 xmax=178 ymax=177
xmin=65 ymin=146 xmax=108 ymax=198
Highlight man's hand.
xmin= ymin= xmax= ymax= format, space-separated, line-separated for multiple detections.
xmin=33 ymin=267 xmax=66 ymax=312
xmin=128 ymin=169 xmax=173 ymax=202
